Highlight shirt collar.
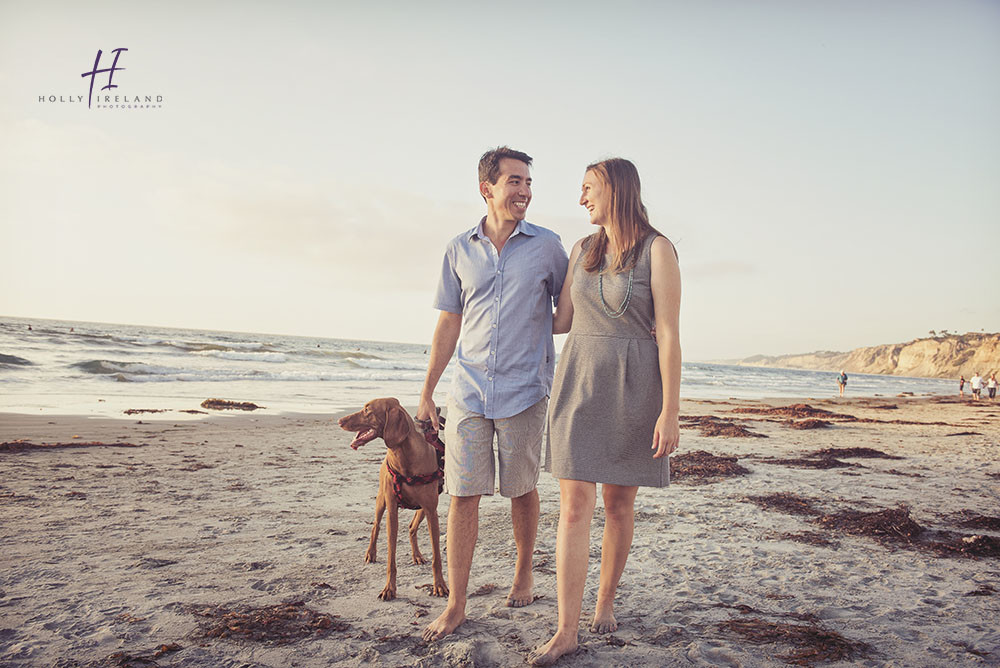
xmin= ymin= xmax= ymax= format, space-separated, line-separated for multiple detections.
xmin=468 ymin=217 xmax=537 ymax=241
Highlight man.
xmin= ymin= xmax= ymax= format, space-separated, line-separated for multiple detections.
xmin=970 ymin=372 xmax=983 ymax=401
xmin=419 ymin=147 xmax=569 ymax=641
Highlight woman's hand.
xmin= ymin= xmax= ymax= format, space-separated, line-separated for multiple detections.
xmin=651 ymin=411 xmax=679 ymax=459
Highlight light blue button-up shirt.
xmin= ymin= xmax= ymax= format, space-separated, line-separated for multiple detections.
xmin=434 ymin=218 xmax=569 ymax=419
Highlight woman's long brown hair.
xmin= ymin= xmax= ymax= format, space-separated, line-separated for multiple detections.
xmin=581 ymin=158 xmax=661 ymax=274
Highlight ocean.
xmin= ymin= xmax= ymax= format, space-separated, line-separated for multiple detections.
xmin=0 ymin=316 xmax=957 ymax=418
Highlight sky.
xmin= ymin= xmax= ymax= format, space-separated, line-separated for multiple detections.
xmin=1 ymin=0 xmax=998 ymax=361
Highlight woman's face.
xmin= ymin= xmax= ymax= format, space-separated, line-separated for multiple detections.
xmin=580 ymin=170 xmax=610 ymax=226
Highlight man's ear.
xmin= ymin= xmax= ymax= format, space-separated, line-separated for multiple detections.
xmin=479 ymin=180 xmax=493 ymax=200
xmin=383 ymin=404 xmax=411 ymax=448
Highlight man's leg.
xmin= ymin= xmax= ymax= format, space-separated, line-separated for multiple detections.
xmin=424 ymin=493 xmax=480 ymax=641
xmin=495 ymin=397 xmax=547 ymax=607
xmin=424 ymin=400 xmax=494 ymax=641
xmin=508 ymin=488 xmax=538 ymax=607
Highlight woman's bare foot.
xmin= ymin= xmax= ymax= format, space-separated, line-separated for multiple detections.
xmin=528 ymin=630 xmax=578 ymax=666
xmin=507 ymin=571 xmax=534 ymax=607
xmin=422 ymin=604 xmax=465 ymax=641
xmin=589 ymin=604 xmax=618 ymax=633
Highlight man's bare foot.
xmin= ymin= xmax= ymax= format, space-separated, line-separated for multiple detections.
xmin=422 ymin=604 xmax=465 ymax=641
xmin=590 ymin=604 xmax=618 ymax=633
xmin=506 ymin=572 xmax=533 ymax=607
xmin=528 ymin=630 xmax=578 ymax=666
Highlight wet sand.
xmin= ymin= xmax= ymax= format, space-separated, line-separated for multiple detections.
xmin=1 ymin=396 xmax=998 ymax=667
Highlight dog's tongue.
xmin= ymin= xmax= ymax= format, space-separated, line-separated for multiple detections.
xmin=350 ymin=428 xmax=377 ymax=449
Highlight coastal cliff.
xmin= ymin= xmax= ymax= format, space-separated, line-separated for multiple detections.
xmin=738 ymin=333 xmax=1000 ymax=379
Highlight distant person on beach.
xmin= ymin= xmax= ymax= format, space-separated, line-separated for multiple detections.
xmin=988 ymin=373 xmax=997 ymax=401
xmin=959 ymin=375 xmax=966 ymax=397
xmin=838 ymin=371 xmax=848 ymax=397
xmin=417 ymin=146 xmax=569 ymax=641
xmin=970 ymin=372 xmax=983 ymax=400
xmin=530 ymin=158 xmax=681 ymax=666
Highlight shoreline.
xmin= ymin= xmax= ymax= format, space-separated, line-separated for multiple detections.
xmin=2 ymin=396 xmax=998 ymax=666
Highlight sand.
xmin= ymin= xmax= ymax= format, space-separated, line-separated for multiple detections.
xmin=1 ymin=396 xmax=998 ymax=667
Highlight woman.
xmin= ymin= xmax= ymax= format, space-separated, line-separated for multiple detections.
xmin=838 ymin=371 xmax=848 ymax=397
xmin=529 ymin=158 xmax=681 ymax=666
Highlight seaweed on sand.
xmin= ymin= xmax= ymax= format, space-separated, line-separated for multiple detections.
xmin=669 ymin=450 xmax=750 ymax=483
xmin=732 ymin=404 xmax=854 ymax=420
xmin=953 ymin=511 xmax=1000 ymax=531
xmin=780 ymin=532 xmax=840 ymax=548
xmin=680 ymin=416 xmax=767 ymax=438
xmin=185 ymin=601 xmax=347 ymax=644
xmin=719 ymin=617 xmax=867 ymax=666
xmin=812 ymin=447 xmax=902 ymax=460
xmin=743 ymin=493 xmax=820 ymax=516
xmin=964 ymin=584 xmax=997 ymax=597
xmin=61 ymin=644 xmax=180 ymax=667
xmin=784 ymin=419 xmax=832 ymax=430
xmin=760 ymin=446 xmax=903 ymax=470
xmin=762 ymin=456 xmax=857 ymax=470
xmin=200 ymin=398 xmax=263 ymax=411
xmin=812 ymin=506 xmax=1000 ymax=559
xmin=813 ymin=506 xmax=924 ymax=544
xmin=0 ymin=440 xmax=142 ymax=452
xmin=927 ymin=533 xmax=1000 ymax=559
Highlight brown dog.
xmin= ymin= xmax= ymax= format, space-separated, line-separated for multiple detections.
xmin=338 ymin=397 xmax=448 ymax=601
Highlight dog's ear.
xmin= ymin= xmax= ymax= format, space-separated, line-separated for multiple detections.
xmin=383 ymin=404 xmax=411 ymax=448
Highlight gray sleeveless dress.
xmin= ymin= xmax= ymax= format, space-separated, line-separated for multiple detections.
xmin=546 ymin=233 xmax=669 ymax=487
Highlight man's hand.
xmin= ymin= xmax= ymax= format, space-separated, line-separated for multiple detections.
xmin=417 ymin=395 xmax=440 ymax=432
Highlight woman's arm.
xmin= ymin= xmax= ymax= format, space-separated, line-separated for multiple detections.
xmin=649 ymin=236 xmax=681 ymax=458
xmin=552 ymin=238 xmax=585 ymax=335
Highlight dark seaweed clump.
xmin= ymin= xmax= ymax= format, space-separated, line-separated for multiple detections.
xmin=720 ymin=617 xmax=867 ymax=666
xmin=669 ymin=450 xmax=750 ymax=483
xmin=680 ymin=416 xmax=766 ymax=438
xmin=185 ymin=601 xmax=347 ymax=644
xmin=744 ymin=493 xmax=820 ymax=516
xmin=200 ymin=398 xmax=263 ymax=411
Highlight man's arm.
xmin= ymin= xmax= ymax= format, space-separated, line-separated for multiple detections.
xmin=417 ymin=310 xmax=462 ymax=430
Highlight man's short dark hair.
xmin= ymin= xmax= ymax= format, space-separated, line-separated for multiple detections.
xmin=478 ymin=146 xmax=533 ymax=185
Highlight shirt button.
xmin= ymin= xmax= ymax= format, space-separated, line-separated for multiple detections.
xmin=492 ymin=323 xmax=497 ymax=328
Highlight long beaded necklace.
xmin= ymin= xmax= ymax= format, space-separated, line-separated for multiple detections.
xmin=598 ymin=265 xmax=634 ymax=318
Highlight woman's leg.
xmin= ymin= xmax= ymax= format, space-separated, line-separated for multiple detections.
xmin=591 ymin=483 xmax=638 ymax=633
xmin=529 ymin=479 xmax=596 ymax=666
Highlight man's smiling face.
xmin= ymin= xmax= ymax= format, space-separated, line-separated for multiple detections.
xmin=483 ymin=158 xmax=531 ymax=223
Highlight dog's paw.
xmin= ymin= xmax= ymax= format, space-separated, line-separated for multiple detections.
xmin=431 ymin=582 xmax=449 ymax=598
xmin=364 ymin=551 xmax=377 ymax=564
xmin=378 ymin=586 xmax=396 ymax=601
xmin=412 ymin=553 xmax=428 ymax=565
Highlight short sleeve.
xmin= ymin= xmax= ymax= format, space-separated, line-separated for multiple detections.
xmin=433 ymin=244 xmax=462 ymax=314
xmin=549 ymin=235 xmax=570 ymax=306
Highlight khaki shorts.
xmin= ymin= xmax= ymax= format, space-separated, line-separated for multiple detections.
xmin=444 ymin=396 xmax=547 ymax=498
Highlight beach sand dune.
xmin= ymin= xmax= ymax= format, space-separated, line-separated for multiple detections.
xmin=1 ymin=397 xmax=998 ymax=666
